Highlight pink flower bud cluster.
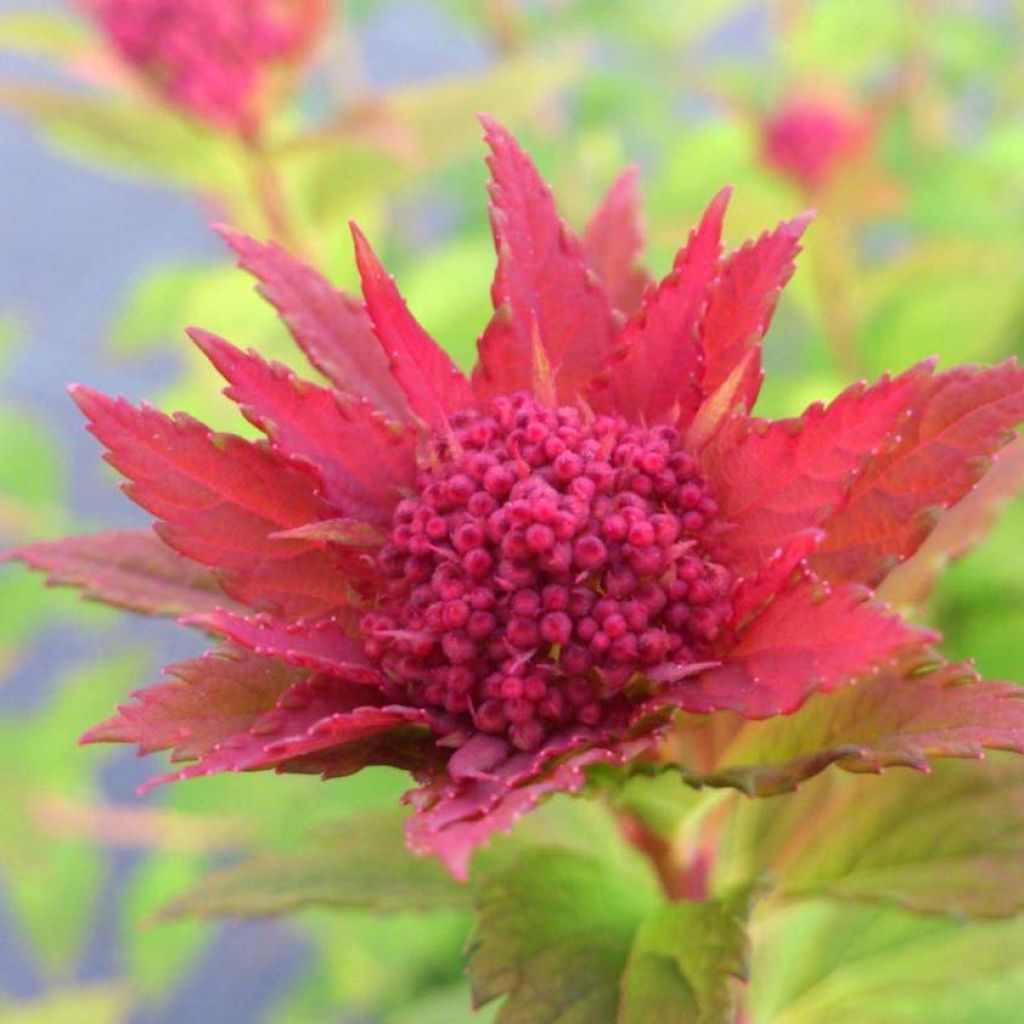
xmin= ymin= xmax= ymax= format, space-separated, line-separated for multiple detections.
xmin=761 ymin=97 xmax=874 ymax=194
xmin=363 ymin=393 xmax=734 ymax=751
xmin=84 ymin=0 xmax=324 ymax=136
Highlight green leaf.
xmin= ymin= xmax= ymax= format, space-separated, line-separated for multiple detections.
xmin=680 ymin=657 xmax=1024 ymax=798
xmin=162 ymin=810 xmax=470 ymax=918
xmin=751 ymin=901 xmax=1024 ymax=1024
xmin=468 ymin=848 xmax=660 ymax=1023
xmin=0 ymin=986 xmax=128 ymax=1024
xmin=268 ymin=910 xmax=471 ymax=1022
xmin=0 ymin=84 xmax=243 ymax=190
xmin=0 ymin=12 xmax=89 ymax=60
xmin=723 ymin=755 xmax=1024 ymax=919
xmin=0 ymin=651 xmax=149 ymax=971
xmin=382 ymin=983 xmax=498 ymax=1024
xmin=618 ymin=900 xmax=748 ymax=1024
xmin=122 ymin=852 xmax=209 ymax=997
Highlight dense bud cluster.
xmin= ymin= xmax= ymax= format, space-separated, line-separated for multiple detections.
xmin=363 ymin=394 xmax=734 ymax=751
xmin=87 ymin=0 xmax=320 ymax=134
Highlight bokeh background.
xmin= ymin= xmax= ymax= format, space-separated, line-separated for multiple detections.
xmin=1 ymin=1 xmax=1023 ymax=1021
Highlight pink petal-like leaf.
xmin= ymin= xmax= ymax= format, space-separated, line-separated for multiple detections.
xmin=190 ymin=329 xmax=416 ymax=522
xmin=590 ymin=188 xmax=730 ymax=425
xmin=149 ymin=673 xmax=430 ymax=789
xmin=70 ymin=386 xmax=353 ymax=617
xmin=272 ymin=518 xmax=387 ymax=547
xmin=879 ymin=435 xmax=1024 ymax=606
xmin=82 ymin=645 xmax=306 ymax=761
xmin=8 ymin=529 xmax=244 ymax=617
xmin=682 ymin=576 xmax=932 ymax=718
xmin=730 ymin=528 xmax=824 ymax=625
xmin=699 ymin=210 xmax=812 ymax=414
xmin=473 ymin=116 xmax=619 ymax=403
xmin=813 ymin=360 xmax=1024 ymax=586
xmin=581 ymin=166 xmax=650 ymax=316
xmin=350 ymin=223 xmax=473 ymax=426
xmin=216 ymin=225 xmax=410 ymax=420
xmin=701 ymin=364 xmax=932 ymax=576
xmin=406 ymin=732 xmax=654 ymax=880
xmin=189 ymin=609 xmax=380 ymax=680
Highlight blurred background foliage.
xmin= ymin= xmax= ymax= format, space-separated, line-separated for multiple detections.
xmin=0 ymin=0 xmax=1022 ymax=1020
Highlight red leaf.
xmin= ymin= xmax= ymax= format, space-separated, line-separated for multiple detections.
xmin=731 ymin=528 xmax=823 ymax=625
xmin=813 ymin=360 xmax=1024 ymax=586
xmin=683 ymin=576 xmax=932 ymax=718
xmin=879 ymin=435 xmax=1024 ymax=606
xmin=70 ymin=386 xmax=352 ymax=617
xmin=699 ymin=211 xmax=812 ymax=414
xmin=581 ymin=166 xmax=650 ymax=316
xmin=190 ymin=329 xmax=416 ymax=522
xmin=406 ymin=734 xmax=654 ymax=880
xmin=590 ymin=188 xmax=730 ymax=425
xmin=272 ymin=518 xmax=387 ymax=547
xmin=350 ymin=223 xmax=473 ymax=426
xmin=216 ymin=550 xmax=364 ymax=618
xmin=189 ymin=609 xmax=380 ymax=680
xmin=701 ymin=365 xmax=932 ymax=576
xmin=8 ymin=529 xmax=244 ymax=617
xmin=82 ymin=646 xmax=306 ymax=761
xmin=473 ymin=116 xmax=619 ymax=403
xmin=216 ymin=225 xmax=410 ymax=420
xmin=700 ymin=658 xmax=1024 ymax=797
xmin=146 ymin=673 xmax=430 ymax=789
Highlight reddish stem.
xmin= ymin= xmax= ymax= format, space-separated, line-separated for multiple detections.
xmin=619 ymin=812 xmax=710 ymax=901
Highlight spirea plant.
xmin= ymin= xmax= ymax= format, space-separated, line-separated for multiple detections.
xmin=10 ymin=118 xmax=1024 ymax=1021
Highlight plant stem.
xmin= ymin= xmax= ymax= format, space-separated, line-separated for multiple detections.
xmin=245 ymin=134 xmax=301 ymax=252
xmin=808 ymin=213 xmax=864 ymax=380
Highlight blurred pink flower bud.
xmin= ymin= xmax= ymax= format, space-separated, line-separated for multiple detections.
xmin=82 ymin=0 xmax=328 ymax=138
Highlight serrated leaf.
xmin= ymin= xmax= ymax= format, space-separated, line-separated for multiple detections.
xmin=468 ymin=848 xmax=660 ymax=1023
xmin=685 ymin=576 xmax=929 ymax=718
xmin=582 ymin=166 xmax=649 ymax=316
xmin=162 ymin=810 xmax=469 ymax=918
xmin=190 ymin=329 xmax=417 ymax=521
xmin=216 ymin=226 xmax=410 ymax=419
xmin=684 ymin=658 xmax=1024 ymax=797
xmin=618 ymin=899 xmax=748 ymax=1024
xmin=10 ymin=529 xmax=245 ymax=617
xmin=724 ymin=756 xmax=1024 ymax=918
xmin=71 ymin=386 xmax=353 ymax=616
xmin=350 ymin=224 xmax=473 ymax=425
xmin=812 ymin=360 xmax=1024 ymax=587
xmin=83 ymin=646 xmax=305 ymax=761
xmin=700 ymin=365 xmax=930 ymax=577
xmin=699 ymin=211 xmax=811 ymax=415
xmin=594 ymin=188 xmax=726 ymax=426
xmin=474 ymin=116 xmax=619 ymax=403
xmin=878 ymin=435 xmax=1024 ymax=607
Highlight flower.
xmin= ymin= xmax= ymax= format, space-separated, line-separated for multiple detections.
xmin=14 ymin=118 xmax=1024 ymax=878
xmin=761 ymin=94 xmax=875 ymax=195
xmin=81 ymin=0 xmax=327 ymax=137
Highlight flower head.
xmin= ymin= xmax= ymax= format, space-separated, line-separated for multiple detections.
xmin=761 ymin=94 xmax=875 ymax=194
xmin=16 ymin=118 xmax=1024 ymax=878
xmin=82 ymin=0 xmax=327 ymax=137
